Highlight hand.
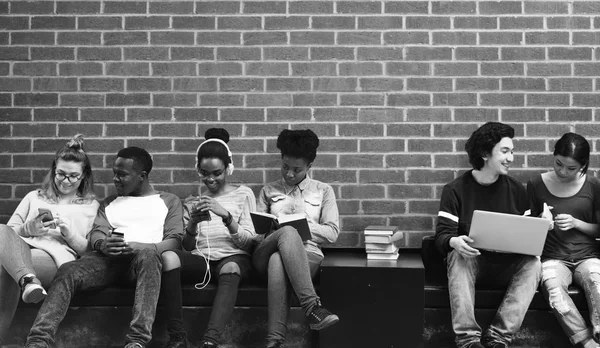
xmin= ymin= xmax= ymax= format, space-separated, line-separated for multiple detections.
xmin=55 ymin=214 xmax=74 ymax=239
xmin=197 ymin=196 xmax=228 ymax=219
xmin=99 ymin=236 xmax=129 ymax=257
xmin=24 ymin=215 xmax=52 ymax=237
xmin=541 ymin=203 xmax=554 ymax=230
xmin=121 ymin=242 xmax=143 ymax=255
xmin=449 ymin=235 xmax=481 ymax=258
xmin=555 ymin=214 xmax=579 ymax=231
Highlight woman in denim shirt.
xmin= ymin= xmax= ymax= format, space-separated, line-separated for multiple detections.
xmin=252 ymin=129 xmax=340 ymax=348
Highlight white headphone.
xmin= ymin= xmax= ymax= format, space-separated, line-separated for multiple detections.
xmin=195 ymin=138 xmax=235 ymax=176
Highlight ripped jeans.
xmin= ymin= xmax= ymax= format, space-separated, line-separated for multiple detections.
xmin=541 ymin=258 xmax=600 ymax=346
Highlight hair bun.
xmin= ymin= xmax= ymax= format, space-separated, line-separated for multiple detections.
xmin=66 ymin=134 xmax=85 ymax=151
xmin=204 ymin=128 xmax=230 ymax=143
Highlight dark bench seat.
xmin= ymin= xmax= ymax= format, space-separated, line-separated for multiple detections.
xmin=421 ymin=236 xmax=588 ymax=348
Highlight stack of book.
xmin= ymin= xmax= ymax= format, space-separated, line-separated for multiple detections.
xmin=364 ymin=225 xmax=402 ymax=260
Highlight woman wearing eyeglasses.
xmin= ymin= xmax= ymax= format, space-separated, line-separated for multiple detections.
xmin=0 ymin=134 xmax=98 ymax=346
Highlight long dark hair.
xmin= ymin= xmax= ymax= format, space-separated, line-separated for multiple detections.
xmin=554 ymin=132 xmax=590 ymax=175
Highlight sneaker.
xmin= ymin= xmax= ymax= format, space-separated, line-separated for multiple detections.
xmin=21 ymin=274 xmax=47 ymax=304
xmin=125 ymin=343 xmax=144 ymax=348
xmin=164 ymin=334 xmax=189 ymax=348
xmin=199 ymin=340 xmax=218 ymax=348
xmin=307 ymin=303 xmax=339 ymax=331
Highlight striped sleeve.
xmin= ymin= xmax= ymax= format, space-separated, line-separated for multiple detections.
xmin=435 ymin=184 xmax=460 ymax=255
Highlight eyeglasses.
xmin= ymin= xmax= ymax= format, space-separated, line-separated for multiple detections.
xmin=55 ymin=172 xmax=83 ymax=183
xmin=198 ymin=170 xmax=224 ymax=179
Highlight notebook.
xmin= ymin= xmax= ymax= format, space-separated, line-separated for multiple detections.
xmin=468 ymin=210 xmax=550 ymax=256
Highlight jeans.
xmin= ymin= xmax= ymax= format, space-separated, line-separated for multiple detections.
xmin=541 ymin=258 xmax=600 ymax=347
xmin=26 ymin=249 xmax=162 ymax=348
xmin=0 ymin=225 xmax=57 ymax=346
xmin=446 ymin=250 xmax=541 ymax=348
xmin=252 ymin=226 xmax=323 ymax=345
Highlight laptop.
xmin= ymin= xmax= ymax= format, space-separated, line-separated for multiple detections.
xmin=468 ymin=210 xmax=550 ymax=256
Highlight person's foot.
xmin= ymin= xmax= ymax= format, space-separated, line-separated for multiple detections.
xmin=199 ymin=338 xmax=218 ymax=348
xmin=20 ymin=274 xmax=47 ymax=304
xmin=266 ymin=340 xmax=283 ymax=348
xmin=307 ymin=302 xmax=339 ymax=330
xmin=164 ymin=334 xmax=190 ymax=348
xmin=124 ymin=343 xmax=144 ymax=348
xmin=465 ymin=342 xmax=485 ymax=348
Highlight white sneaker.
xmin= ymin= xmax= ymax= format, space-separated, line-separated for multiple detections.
xmin=21 ymin=275 xmax=47 ymax=303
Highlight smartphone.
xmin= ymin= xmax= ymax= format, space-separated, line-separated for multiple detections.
xmin=192 ymin=203 xmax=211 ymax=221
xmin=111 ymin=231 xmax=125 ymax=239
xmin=38 ymin=208 xmax=56 ymax=229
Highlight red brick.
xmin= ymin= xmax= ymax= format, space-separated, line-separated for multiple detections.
xmin=57 ymin=32 xmax=101 ymax=45
xmin=525 ymin=1 xmax=568 ymax=14
xmin=358 ymin=139 xmax=403 ymax=153
xmin=0 ymin=78 xmax=30 ymax=91
xmin=151 ymin=123 xmax=196 ymax=137
xmin=456 ymin=47 xmax=499 ymax=61
xmin=385 ymin=1 xmax=428 ymax=14
xmin=291 ymin=123 xmax=336 ymax=137
xmin=0 ymin=139 xmax=31 ymax=152
xmin=104 ymin=1 xmax=147 ymax=14
xmin=0 ymin=170 xmax=32 ymax=183
xmin=547 ymin=17 xmax=591 ymax=29
xmin=81 ymin=108 xmax=125 ymax=122
xmin=406 ymin=16 xmax=451 ymax=29
xmin=501 ymin=47 xmax=545 ymax=61
xmin=34 ymin=108 xmax=77 ymax=122
xmin=550 ymin=47 xmax=593 ymax=60
xmin=363 ymin=201 xmax=406 ymax=215
xmin=12 ymin=123 xmax=57 ymax=137
xmin=455 ymin=108 xmax=499 ymax=122
xmin=338 ymin=124 xmax=384 ymax=137
xmin=219 ymin=78 xmax=263 ymax=92
xmin=454 ymin=16 xmax=497 ymax=29
xmin=408 ymin=139 xmax=453 ymax=152
xmin=340 ymin=185 xmax=384 ymax=199
xmin=314 ymin=108 xmax=358 ymax=121
xmin=528 ymin=63 xmax=571 ymax=76
xmin=360 ymin=78 xmax=404 ymax=92
xmin=339 ymin=154 xmax=383 ymax=167
xmin=435 ymin=63 xmax=478 ymax=76
xmin=125 ymin=16 xmax=170 ymax=30
xmin=60 ymin=94 xmax=104 ymax=107
xmin=549 ymin=78 xmax=593 ymax=91
xmin=0 ymin=63 xmax=9 ymax=75
xmin=0 ymin=47 xmax=27 ymax=60
xmin=388 ymin=93 xmax=431 ymax=106
xmin=406 ymin=47 xmax=452 ymax=61
xmin=78 ymin=17 xmax=123 ymax=30
xmin=197 ymin=32 xmax=241 ymax=45
xmin=433 ymin=32 xmax=476 ymax=46
xmin=513 ymin=139 xmax=546 ymax=152
xmin=338 ymin=32 xmax=381 ymax=45
xmin=14 ymin=93 xmax=58 ymax=107
xmin=291 ymin=63 xmax=333 ymax=76
xmin=317 ymin=138 xmax=357 ymax=153
xmin=500 ymin=16 xmax=543 ymax=29
xmin=386 ymin=62 xmax=430 ymax=76
xmin=171 ymin=48 xmax=214 ymax=61
xmin=409 ymin=200 xmax=439 ymax=215
xmin=573 ymin=94 xmax=600 ymax=107
xmin=526 ymin=32 xmax=570 ymax=45
xmin=501 ymin=109 xmax=545 ymax=122
xmin=0 ymin=2 xmax=6 ymax=13
xmin=172 ymin=16 xmax=215 ymax=29
xmin=549 ymin=109 xmax=592 ymax=122
xmin=243 ymin=154 xmax=280 ymax=168
xmin=105 ymin=123 xmax=149 ymax=137
xmin=433 ymin=93 xmax=477 ymax=106
xmin=293 ymin=94 xmax=337 ymax=106
xmin=526 ymin=124 xmax=571 ymax=137
xmin=266 ymin=78 xmax=310 ymax=92
xmin=31 ymin=47 xmax=74 ymax=61
xmin=389 ymin=184 xmax=433 ymax=199
xmin=312 ymin=16 xmax=355 ymax=29
xmin=217 ymin=16 xmax=261 ymax=30
xmin=56 ymin=1 xmax=101 ymax=14
xmin=32 ymin=16 xmax=76 ymax=29
xmin=265 ymin=16 xmax=309 ymax=30
xmin=10 ymin=1 xmax=54 ymax=14
xmin=336 ymin=200 xmax=360 ymax=214
xmin=387 ymin=154 xmax=431 ymax=167
xmin=103 ymin=32 xmax=146 ymax=45
xmin=575 ymin=125 xmax=600 ymax=138
xmin=13 ymin=63 xmax=55 ymax=76
xmin=247 ymin=94 xmax=292 ymax=107
xmin=106 ymin=62 xmax=149 ymax=76
xmin=152 ymin=62 xmax=197 ymax=76
xmin=200 ymin=94 xmax=244 ymax=106
xmin=243 ymin=1 xmax=286 ymax=13
xmin=0 ymin=94 xmax=10 ymax=106
xmin=267 ymin=108 xmax=312 ymax=122
xmin=342 ymin=217 xmax=387 ymax=232
xmin=314 ymin=78 xmax=357 ymax=92
xmin=290 ymin=31 xmax=335 ymax=45
xmin=151 ymin=154 xmax=192 ymax=168
xmin=407 ymin=78 xmax=452 ymax=92
xmin=151 ymin=32 xmax=194 ymax=45
xmin=479 ymin=32 xmax=523 ymax=45
xmin=527 ymin=93 xmax=570 ymax=106
xmin=312 ymin=47 xmax=354 ymax=60
xmin=150 ymin=1 xmax=193 ymax=14
xmin=122 ymin=47 xmax=168 ymax=61
xmin=434 ymin=154 xmax=470 ymax=168
xmin=11 ymin=32 xmax=55 ymax=45
xmin=575 ymin=63 xmax=600 ymax=76
xmin=359 ymin=16 xmax=403 ymax=29
xmin=33 ymin=78 xmax=77 ymax=92
xmin=196 ymin=2 xmax=240 ymax=14
xmin=126 ymin=78 xmax=170 ymax=92
xmin=481 ymin=62 xmax=524 ymax=76
xmin=384 ymin=32 xmax=429 ymax=45
xmin=574 ymin=32 xmax=600 ymax=45
xmin=222 ymin=108 xmax=265 ymax=122
xmin=173 ymin=78 xmax=217 ymax=92
xmin=245 ymin=123 xmax=285 ymax=137
xmin=78 ymin=47 xmax=121 ymax=61
xmin=289 ymin=1 xmax=332 ymax=13
xmin=106 ymin=93 xmax=150 ymax=106
xmin=0 ymin=16 xmax=29 ymax=29
xmin=480 ymin=93 xmax=524 ymax=106
xmin=244 ymin=32 xmax=288 ymax=46
xmin=127 ymin=141 xmax=173 ymax=155
xmin=407 ymin=169 xmax=454 ymax=184
xmin=573 ymin=2 xmax=600 ymax=14
xmin=173 ymin=108 xmax=219 ymax=122
xmin=340 ymin=94 xmax=384 ymax=106
xmin=218 ymin=47 xmax=261 ymax=61
xmin=128 ymin=108 xmax=172 ymax=121
xmin=502 ymin=78 xmax=546 ymax=91
xmin=58 ymin=123 xmax=103 ymax=137
xmin=153 ymin=94 xmax=197 ymax=107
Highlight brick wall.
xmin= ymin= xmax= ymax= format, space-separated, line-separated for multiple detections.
xmin=1 ymin=1 xmax=600 ymax=248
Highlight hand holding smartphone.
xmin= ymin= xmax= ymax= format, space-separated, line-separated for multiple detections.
xmin=38 ymin=208 xmax=57 ymax=229
xmin=192 ymin=203 xmax=211 ymax=222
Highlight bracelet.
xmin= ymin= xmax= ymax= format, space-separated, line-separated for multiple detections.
xmin=93 ymin=239 xmax=104 ymax=252
xmin=185 ymin=225 xmax=198 ymax=236
xmin=222 ymin=212 xmax=233 ymax=227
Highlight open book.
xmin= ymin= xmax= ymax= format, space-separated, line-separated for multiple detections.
xmin=250 ymin=212 xmax=311 ymax=241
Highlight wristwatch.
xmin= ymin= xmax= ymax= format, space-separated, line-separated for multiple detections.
xmin=222 ymin=212 xmax=233 ymax=227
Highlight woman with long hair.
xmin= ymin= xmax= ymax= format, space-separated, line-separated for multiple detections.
xmin=0 ymin=134 xmax=98 ymax=346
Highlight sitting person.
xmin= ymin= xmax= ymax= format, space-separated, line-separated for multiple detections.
xmin=434 ymin=122 xmax=541 ymax=348
xmin=0 ymin=134 xmax=98 ymax=346
xmin=159 ymin=128 xmax=256 ymax=348
xmin=528 ymin=133 xmax=600 ymax=348
xmin=25 ymin=146 xmax=184 ymax=348
xmin=252 ymin=129 xmax=340 ymax=348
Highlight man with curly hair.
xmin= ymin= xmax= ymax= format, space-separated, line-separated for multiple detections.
xmin=434 ymin=122 xmax=542 ymax=348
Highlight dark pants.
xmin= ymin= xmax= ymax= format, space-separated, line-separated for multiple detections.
xmin=26 ymin=249 xmax=162 ymax=348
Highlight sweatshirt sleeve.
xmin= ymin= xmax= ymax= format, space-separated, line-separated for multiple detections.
xmin=154 ymin=193 xmax=184 ymax=253
xmin=7 ymin=191 xmax=35 ymax=236
xmin=309 ymin=184 xmax=340 ymax=244
xmin=435 ymin=184 xmax=460 ymax=255
xmin=88 ymin=198 xmax=113 ymax=247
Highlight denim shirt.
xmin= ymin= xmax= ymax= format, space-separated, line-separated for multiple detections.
xmin=257 ymin=176 xmax=340 ymax=257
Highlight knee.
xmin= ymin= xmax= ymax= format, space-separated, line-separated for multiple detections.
xmin=161 ymin=251 xmax=181 ymax=272
xmin=135 ymin=248 xmax=161 ymax=267
xmin=276 ymin=226 xmax=302 ymax=245
xmin=219 ymin=262 xmax=241 ymax=276
xmin=268 ymin=252 xmax=284 ymax=268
